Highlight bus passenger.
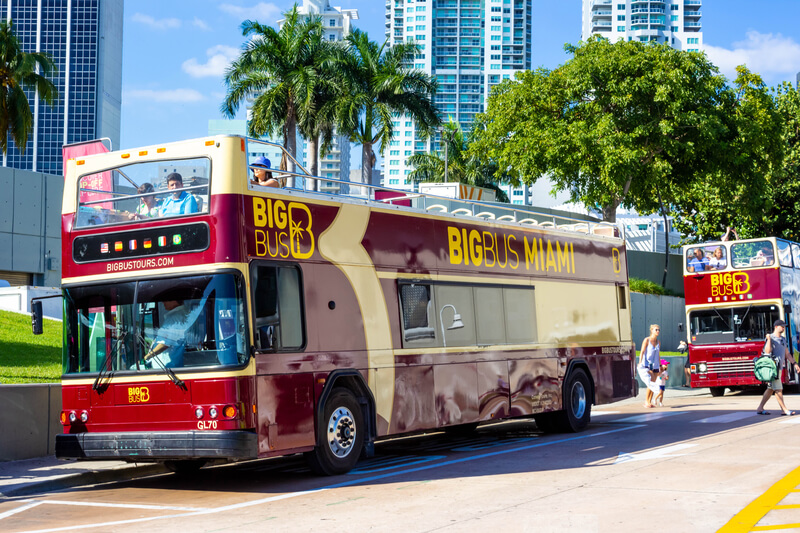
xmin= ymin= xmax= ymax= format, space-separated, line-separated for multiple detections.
xmin=708 ymin=247 xmax=726 ymax=270
xmin=250 ymin=156 xmax=279 ymax=188
xmin=160 ymin=172 xmax=199 ymax=216
xmin=128 ymin=182 xmax=159 ymax=220
xmin=638 ymin=324 xmax=661 ymax=408
xmin=145 ymin=300 xmax=190 ymax=368
xmin=687 ymin=248 xmax=709 ymax=272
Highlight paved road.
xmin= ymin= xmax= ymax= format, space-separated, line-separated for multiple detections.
xmin=3 ymin=387 xmax=800 ymax=532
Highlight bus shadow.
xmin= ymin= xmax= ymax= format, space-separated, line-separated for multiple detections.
xmin=62 ymin=400 xmax=792 ymax=497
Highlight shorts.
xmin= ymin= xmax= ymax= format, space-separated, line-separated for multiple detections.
xmin=769 ymin=378 xmax=783 ymax=391
xmin=659 ymin=385 xmax=665 ymax=392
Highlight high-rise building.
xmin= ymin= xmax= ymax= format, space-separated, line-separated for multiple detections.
xmin=279 ymin=0 xmax=357 ymax=193
xmin=384 ymin=0 xmax=533 ymax=192
xmin=1 ymin=0 xmax=123 ymax=175
xmin=581 ymin=0 xmax=702 ymax=51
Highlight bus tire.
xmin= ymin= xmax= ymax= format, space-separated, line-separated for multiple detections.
xmin=557 ymin=367 xmax=592 ymax=432
xmin=533 ymin=412 xmax=559 ymax=433
xmin=307 ymin=388 xmax=364 ymax=476
xmin=164 ymin=459 xmax=206 ymax=474
xmin=709 ymin=386 xmax=726 ymax=397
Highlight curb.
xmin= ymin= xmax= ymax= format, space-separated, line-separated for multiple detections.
xmin=0 ymin=463 xmax=168 ymax=499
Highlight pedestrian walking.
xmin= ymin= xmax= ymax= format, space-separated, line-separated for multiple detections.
xmin=755 ymin=320 xmax=799 ymax=416
xmin=638 ymin=324 xmax=661 ymax=408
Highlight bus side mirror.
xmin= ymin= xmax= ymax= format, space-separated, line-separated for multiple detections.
xmin=258 ymin=325 xmax=275 ymax=351
xmin=31 ymin=301 xmax=43 ymax=335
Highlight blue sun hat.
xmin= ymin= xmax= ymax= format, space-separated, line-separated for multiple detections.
xmin=252 ymin=156 xmax=271 ymax=168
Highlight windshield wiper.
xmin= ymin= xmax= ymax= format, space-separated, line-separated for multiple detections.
xmin=92 ymin=331 xmax=126 ymax=391
xmin=149 ymin=354 xmax=186 ymax=389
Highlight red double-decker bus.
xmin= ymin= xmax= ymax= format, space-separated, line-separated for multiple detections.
xmin=41 ymin=136 xmax=637 ymax=475
xmin=683 ymin=238 xmax=800 ymax=396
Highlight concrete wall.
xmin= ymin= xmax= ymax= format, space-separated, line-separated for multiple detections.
xmin=627 ymin=249 xmax=684 ymax=296
xmin=0 ymin=384 xmax=61 ymax=461
xmin=0 ymin=166 xmax=63 ymax=288
xmin=630 ymin=292 xmax=686 ymax=353
xmin=634 ymin=355 xmax=688 ymax=389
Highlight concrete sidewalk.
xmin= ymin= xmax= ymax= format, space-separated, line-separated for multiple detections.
xmin=0 ymin=456 xmax=166 ymax=498
xmin=0 ymin=386 xmax=710 ymax=499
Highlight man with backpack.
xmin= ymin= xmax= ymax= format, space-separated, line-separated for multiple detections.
xmin=755 ymin=320 xmax=799 ymax=416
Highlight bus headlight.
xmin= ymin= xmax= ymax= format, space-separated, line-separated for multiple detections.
xmin=80 ymin=411 xmax=89 ymax=423
xmin=209 ymin=406 xmax=218 ymax=419
xmin=195 ymin=407 xmax=204 ymax=419
xmin=68 ymin=411 xmax=77 ymax=423
xmin=698 ymin=362 xmax=708 ymax=374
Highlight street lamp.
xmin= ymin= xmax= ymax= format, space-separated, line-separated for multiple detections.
xmin=439 ymin=304 xmax=464 ymax=348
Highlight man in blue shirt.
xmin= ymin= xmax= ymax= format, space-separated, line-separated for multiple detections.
xmin=687 ymin=248 xmax=709 ymax=272
xmin=160 ymin=172 xmax=198 ymax=216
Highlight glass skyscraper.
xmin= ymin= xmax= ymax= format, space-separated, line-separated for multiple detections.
xmin=1 ymin=0 xmax=123 ymax=175
xmin=384 ymin=0 xmax=533 ymax=192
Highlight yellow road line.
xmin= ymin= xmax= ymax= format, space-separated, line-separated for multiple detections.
xmin=718 ymin=465 xmax=800 ymax=532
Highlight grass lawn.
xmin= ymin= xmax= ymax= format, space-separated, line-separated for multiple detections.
xmin=0 ymin=309 xmax=61 ymax=384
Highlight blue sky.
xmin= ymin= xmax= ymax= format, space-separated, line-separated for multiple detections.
xmin=121 ymin=0 xmax=800 ymax=151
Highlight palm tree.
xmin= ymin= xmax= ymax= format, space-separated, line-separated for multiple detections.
xmin=221 ymin=6 xmax=324 ymax=175
xmin=409 ymin=119 xmax=514 ymax=203
xmin=335 ymin=30 xmax=440 ymax=187
xmin=0 ymin=20 xmax=57 ymax=156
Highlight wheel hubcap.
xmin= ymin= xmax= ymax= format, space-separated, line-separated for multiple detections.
xmin=571 ymin=381 xmax=586 ymax=419
xmin=327 ymin=406 xmax=356 ymax=458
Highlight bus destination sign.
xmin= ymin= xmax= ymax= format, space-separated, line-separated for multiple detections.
xmin=72 ymin=222 xmax=210 ymax=264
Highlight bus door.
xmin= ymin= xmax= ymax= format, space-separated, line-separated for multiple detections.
xmin=616 ymin=283 xmax=632 ymax=343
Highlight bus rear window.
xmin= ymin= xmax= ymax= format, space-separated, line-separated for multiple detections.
xmin=77 ymin=157 xmax=210 ymax=227
xmin=731 ymin=241 xmax=775 ymax=269
xmin=689 ymin=305 xmax=779 ymax=345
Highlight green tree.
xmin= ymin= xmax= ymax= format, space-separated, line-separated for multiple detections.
xmin=0 ymin=20 xmax=57 ymax=156
xmin=409 ymin=119 xmax=512 ymax=202
xmin=335 ymin=30 xmax=440 ymax=187
xmin=221 ymin=6 xmax=323 ymax=174
xmin=474 ymin=38 xmax=751 ymax=224
xmin=668 ymin=68 xmax=783 ymax=242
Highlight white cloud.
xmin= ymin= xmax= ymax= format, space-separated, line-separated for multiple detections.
xmin=124 ymin=89 xmax=205 ymax=103
xmin=219 ymin=2 xmax=281 ymax=22
xmin=192 ymin=18 xmax=210 ymax=31
xmin=182 ymin=45 xmax=240 ymax=78
xmin=131 ymin=13 xmax=181 ymax=30
xmin=705 ymin=31 xmax=800 ymax=82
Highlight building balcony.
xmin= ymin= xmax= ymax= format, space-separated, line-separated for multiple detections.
xmin=684 ymin=0 xmax=701 ymax=5
xmin=631 ymin=7 xmax=664 ymax=14
xmin=684 ymin=10 xmax=702 ymax=17
xmin=592 ymin=10 xmax=612 ymax=17
xmin=593 ymin=21 xmax=613 ymax=28
xmin=684 ymin=21 xmax=702 ymax=28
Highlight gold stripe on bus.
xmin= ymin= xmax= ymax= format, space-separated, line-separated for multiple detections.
xmin=62 ymin=361 xmax=257 ymax=385
xmin=392 ymin=342 xmax=632 ymax=356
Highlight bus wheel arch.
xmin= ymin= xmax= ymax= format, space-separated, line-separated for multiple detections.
xmin=307 ymin=370 xmax=375 ymax=475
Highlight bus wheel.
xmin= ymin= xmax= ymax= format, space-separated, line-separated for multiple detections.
xmin=307 ymin=388 xmax=364 ymax=476
xmin=558 ymin=368 xmax=592 ymax=432
xmin=164 ymin=459 xmax=206 ymax=474
xmin=533 ymin=412 xmax=559 ymax=433
xmin=709 ymin=386 xmax=726 ymax=397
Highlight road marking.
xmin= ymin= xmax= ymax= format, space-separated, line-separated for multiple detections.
xmin=348 ymin=455 xmax=446 ymax=474
xmin=0 ymin=502 xmax=42 ymax=520
xmin=10 ymin=424 xmax=644 ymax=533
xmin=614 ymin=411 xmax=687 ymax=423
xmin=693 ymin=412 xmax=755 ymax=424
xmin=452 ymin=437 xmax=536 ymax=452
xmin=718 ymin=464 xmax=800 ymax=532
xmin=614 ymin=443 xmax=697 ymax=464
xmin=591 ymin=411 xmax=620 ymax=416
xmin=20 ymin=499 xmax=206 ymax=511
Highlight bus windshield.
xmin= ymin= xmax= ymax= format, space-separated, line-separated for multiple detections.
xmin=76 ymin=157 xmax=210 ymax=228
xmin=63 ymin=273 xmax=247 ymax=375
xmin=689 ymin=304 xmax=779 ymax=345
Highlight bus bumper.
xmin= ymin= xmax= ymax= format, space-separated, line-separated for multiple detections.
xmin=55 ymin=430 xmax=258 ymax=461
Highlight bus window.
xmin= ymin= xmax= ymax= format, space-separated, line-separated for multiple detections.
xmin=778 ymin=240 xmax=793 ymax=267
xmin=251 ymin=265 xmax=304 ymax=351
xmin=731 ymin=240 xmax=775 ymax=268
xmin=686 ymin=246 xmax=718 ymax=272
xmin=504 ymin=287 xmax=537 ymax=344
xmin=399 ymin=284 xmax=436 ymax=345
xmin=475 ymin=287 xmax=506 ymax=345
xmin=793 ymin=244 xmax=800 ymax=270
xmin=689 ymin=305 xmax=779 ymax=345
xmin=434 ymin=284 xmax=476 ymax=347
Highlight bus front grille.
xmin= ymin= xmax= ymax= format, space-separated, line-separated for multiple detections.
xmin=707 ymin=359 xmax=754 ymax=378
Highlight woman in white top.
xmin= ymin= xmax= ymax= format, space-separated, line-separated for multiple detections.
xmin=708 ymin=246 xmax=726 ymax=270
xmin=638 ymin=324 xmax=661 ymax=408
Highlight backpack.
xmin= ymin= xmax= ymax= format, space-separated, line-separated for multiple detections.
xmin=754 ymin=355 xmax=779 ymax=383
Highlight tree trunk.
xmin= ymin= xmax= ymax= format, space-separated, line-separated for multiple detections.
xmin=286 ymin=117 xmax=297 ymax=188
xmin=361 ymin=141 xmax=373 ymax=198
xmin=655 ymin=185 xmax=670 ymax=289
xmin=308 ymin=134 xmax=319 ymax=192
xmin=601 ymin=201 xmax=619 ymax=223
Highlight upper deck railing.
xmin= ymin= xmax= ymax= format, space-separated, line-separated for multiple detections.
xmin=682 ymin=237 xmax=800 ymax=275
xmin=71 ymin=136 xmax=623 ymax=240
